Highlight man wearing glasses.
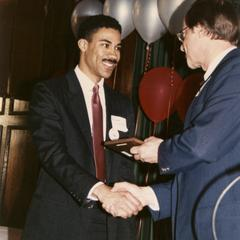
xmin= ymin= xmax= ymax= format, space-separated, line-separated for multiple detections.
xmin=112 ymin=0 xmax=240 ymax=239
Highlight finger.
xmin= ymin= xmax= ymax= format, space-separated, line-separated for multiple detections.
xmin=130 ymin=147 xmax=142 ymax=161
xmin=109 ymin=202 xmax=133 ymax=218
xmin=112 ymin=194 xmax=142 ymax=218
xmin=124 ymin=191 xmax=141 ymax=205
xmin=114 ymin=209 xmax=130 ymax=219
xmin=130 ymin=146 xmax=140 ymax=154
xmin=104 ymin=203 xmax=120 ymax=218
xmin=116 ymin=198 xmax=138 ymax=215
xmin=116 ymin=204 xmax=137 ymax=218
xmin=109 ymin=205 xmax=118 ymax=217
xmin=102 ymin=204 xmax=112 ymax=215
xmin=113 ymin=184 xmax=142 ymax=206
xmin=122 ymin=192 xmax=143 ymax=211
xmin=144 ymin=136 xmax=155 ymax=142
xmin=136 ymin=156 xmax=141 ymax=161
xmin=142 ymin=156 xmax=155 ymax=163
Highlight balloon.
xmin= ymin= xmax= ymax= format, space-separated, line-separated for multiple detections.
xmin=158 ymin=0 xmax=196 ymax=34
xmin=133 ymin=0 xmax=166 ymax=44
xmin=175 ymin=72 xmax=203 ymax=121
xmin=139 ymin=67 xmax=183 ymax=123
xmin=103 ymin=0 xmax=135 ymax=39
xmin=71 ymin=0 xmax=103 ymax=38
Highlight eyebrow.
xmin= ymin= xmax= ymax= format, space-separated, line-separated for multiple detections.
xmin=99 ymin=39 xmax=122 ymax=47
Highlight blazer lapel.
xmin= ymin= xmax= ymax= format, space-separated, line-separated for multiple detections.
xmin=185 ymin=48 xmax=240 ymax=126
xmin=104 ymin=84 xmax=115 ymax=179
xmin=66 ymin=70 xmax=93 ymax=154
xmin=105 ymin=85 xmax=113 ymax=141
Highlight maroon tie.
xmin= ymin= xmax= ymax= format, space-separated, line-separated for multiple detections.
xmin=92 ymin=85 xmax=106 ymax=181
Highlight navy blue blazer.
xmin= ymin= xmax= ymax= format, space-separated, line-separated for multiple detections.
xmin=23 ymin=70 xmax=137 ymax=240
xmin=151 ymin=48 xmax=240 ymax=239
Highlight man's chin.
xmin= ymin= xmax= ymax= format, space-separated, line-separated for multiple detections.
xmin=187 ymin=61 xmax=198 ymax=70
xmin=102 ymin=70 xmax=115 ymax=79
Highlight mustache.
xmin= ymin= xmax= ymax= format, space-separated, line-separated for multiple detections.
xmin=102 ymin=58 xmax=118 ymax=64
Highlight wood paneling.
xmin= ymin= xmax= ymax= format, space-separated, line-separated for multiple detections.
xmin=0 ymin=98 xmax=39 ymax=228
xmin=0 ymin=226 xmax=22 ymax=240
xmin=0 ymin=0 xmax=16 ymax=97
xmin=0 ymin=0 xmax=77 ymax=101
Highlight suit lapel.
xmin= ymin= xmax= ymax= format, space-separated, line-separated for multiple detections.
xmin=104 ymin=84 xmax=113 ymax=141
xmin=185 ymin=48 xmax=240 ymax=126
xmin=104 ymin=84 xmax=115 ymax=179
xmin=66 ymin=70 xmax=93 ymax=154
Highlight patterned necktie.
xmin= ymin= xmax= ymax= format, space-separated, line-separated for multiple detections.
xmin=91 ymin=85 xmax=106 ymax=181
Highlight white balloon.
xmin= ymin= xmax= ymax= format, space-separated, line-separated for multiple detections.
xmin=158 ymin=0 xmax=196 ymax=34
xmin=133 ymin=0 xmax=166 ymax=44
xmin=103 ymin=0 xmax=135 ymax=39
xmin=71 ymin=0 xmax=103 ymax=38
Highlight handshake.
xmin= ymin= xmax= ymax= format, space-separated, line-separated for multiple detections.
xmin=92 ymin=136 xmax=163 ymax=218
xmin=93 ymin=182 xmax=156 ymax=218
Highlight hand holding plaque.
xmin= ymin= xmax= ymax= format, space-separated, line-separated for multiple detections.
xmin=104 ymin=137 xmax=143 ymax=159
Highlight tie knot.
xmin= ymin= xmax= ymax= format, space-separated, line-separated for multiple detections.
xmin=92 ymin=85 xmax=100 ymax=104
xmin=93 ymin=85 xmax=99 ymax=94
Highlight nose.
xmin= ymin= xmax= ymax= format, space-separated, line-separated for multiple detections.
xmin=109 ymin=47 xmax=120 ymax=61
xmin=112 ymin=47 xmax=118 ymax=55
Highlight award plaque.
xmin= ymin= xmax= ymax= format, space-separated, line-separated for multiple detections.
xmin=104 ymin=137 xmax=143 ymax=158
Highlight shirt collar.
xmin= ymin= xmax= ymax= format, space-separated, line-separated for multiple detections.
xmin=204 ymin=46 xmax=237 ymax=81
xmin=74 ymin=65 xmax=104 ymax=91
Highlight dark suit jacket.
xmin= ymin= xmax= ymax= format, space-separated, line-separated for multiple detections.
xmin=151 ymin=48 xmax=240 ymax=239
xmin=22 ymin=70 xmax=137 ymax=240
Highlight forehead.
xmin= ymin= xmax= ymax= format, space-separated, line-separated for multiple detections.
xmin=91 ymin=27 xmax=121 ymax=44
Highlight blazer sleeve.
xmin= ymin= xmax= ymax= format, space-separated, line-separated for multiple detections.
xmin=148 ymin=181 xmax=172 ymax=220
xmin=29 ymin=82 xmax=98 ymax=202
xmin=158 ymin=65 xmax=240 ymax=174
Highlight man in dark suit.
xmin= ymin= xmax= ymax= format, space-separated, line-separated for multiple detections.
xmin=22 ymin=15 xmax=142 ymax=240
xmin=112 ymin=0 xmax=240 ymax=239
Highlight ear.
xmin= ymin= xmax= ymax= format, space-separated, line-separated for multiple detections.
xmin=77 ymin=39 xmax=88 ymax=52
xmin=195 ymin=25 xmax=208 ymax=38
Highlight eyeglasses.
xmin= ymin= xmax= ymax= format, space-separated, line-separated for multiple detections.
xmin=177 ymin=26 xmax=189 ymax=42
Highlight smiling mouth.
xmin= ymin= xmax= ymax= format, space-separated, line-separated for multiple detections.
xmin=102 ymin=58 xmax=118 ymax=68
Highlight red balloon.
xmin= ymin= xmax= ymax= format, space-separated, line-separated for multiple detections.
xmin=139 ymin=67 xmax=183 ymax=123
xmin=175 ymin=72 xmax=204 ymax=121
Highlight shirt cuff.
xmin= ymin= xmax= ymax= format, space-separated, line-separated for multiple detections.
xmin=87 ymin=182 xmax=104 ymax=200
xmin=146 ymin=186 xmax=160 ymax=211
